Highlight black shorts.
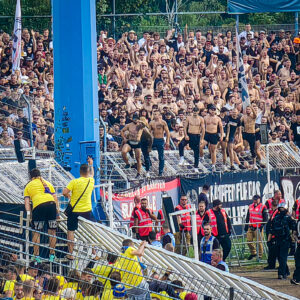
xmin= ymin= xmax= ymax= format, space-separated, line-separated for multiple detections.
xmin=128 ymin=141 xmax=141 ymax=149
xmin=67 ymin=211 xmax=94 ymax=231
xmin=32 ymin=202 xmax=57 ymax=230
xmin=204 ymin=132 xmax=219 ymax=145
xmin=228 ymin=135 xmax=235 ymax=144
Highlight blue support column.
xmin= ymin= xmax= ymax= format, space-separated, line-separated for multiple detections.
xmin=52 ymin=0 xmax=104 ymax=219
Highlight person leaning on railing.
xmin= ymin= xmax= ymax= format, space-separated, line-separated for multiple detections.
xmin=24 ymin=168 xmax=60 ymax=263
xmin=62 ymin=157 xmax=95 ymax=261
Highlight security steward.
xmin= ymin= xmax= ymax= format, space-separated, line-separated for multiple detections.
xmin=199 ymin=223 xmax=220 ymax=264
xmin=203 ymin=199 xmax=232 ymax=260
xmin=129 ymin=195 xmax=141 ymax=235
xmin=24 ymin=168 xmax=59 ymax=263
xmin=291 ymin=218 xmax=300 ymax=285
xmin=245 ymin=195 xmax=268 ymax=260
xmin=133 ymin=197 xmax=158 ymax=241
xmin=292 ymin=198 xmax=300 ymax=220
xmin=175 ymin=194 xmax=191 ymax=255
xmin=196 ymin=201 xmax=206 ymax=249
xmin=265 ymin=190 xmax=285 ymax=217
xmin=268 ymin=202 xmax=296 ymax=279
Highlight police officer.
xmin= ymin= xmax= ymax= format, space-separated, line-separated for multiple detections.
xmin=268 ymin=202 xmax=296 ymax=279
xmin=175 ymin=194 xmax=191 ymax=255
xmin=291 ymin=219 xmax=300 ymax=285
xmin=133 ymin=197 xmax=158 ymax=241
xmin=245 ymin=195 xmax=268 ymax=260
xmin=199 ymin=223 xmax=220 ymax=264
xmin=203 ymin=199 xmax=232 ymax=260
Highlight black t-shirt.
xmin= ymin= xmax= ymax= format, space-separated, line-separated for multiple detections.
xmin=291 ymin=122 xmax=300 ymax=142
xmin=220 ymin=115 xmax=229 ymax=134
xmin=227 ymin=116 xmax=241 ymax=137
xmin=162 ymin=234 xmax=172 ymax=248
xmin=198 ymin=192 xmax=208 ymax=208
xmin=217 ymin=53 xmax=229 ymax=64
xmin=203 ymin=49 xmax=213 ymax=65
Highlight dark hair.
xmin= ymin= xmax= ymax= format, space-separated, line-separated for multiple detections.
xmin=46 ymin=278 xmax=60 ymax=294
xmin=203 ymin=184 xmax=210 ymax=191
xmin=122 ymin=239 xmax=133 ymax=247
xmin=80 ymin=164 xmax=89 ymax=175
xmin=110 ymin=271 xmax=121 ymax=288
xmin=86 ymin=280 xmax=103 ymax=297
xmin=30 ymin=168 xmax=41 ymax=179
xmin=107 ymin=253 xmax=118 ymax=264
xmin=149 ymin=231 xmax=157 ymax=241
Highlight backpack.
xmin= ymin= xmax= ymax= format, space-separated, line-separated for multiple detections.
xmin=272 ymin=215 xmax=289 ymax=238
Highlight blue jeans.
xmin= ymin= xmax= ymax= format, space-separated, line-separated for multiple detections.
xmin=152 ymin=138 xmax=164 ymax=174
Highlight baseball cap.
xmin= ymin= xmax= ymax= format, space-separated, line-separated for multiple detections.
xmin=278 ymin=202 xmax=287 ymax=209
xmin=175 ymin=75 xmax=181 ymax=79
xmin=113 ymin=284 xmax=127 ymax=298
xmin=212 ymin=199 xmax=221 ymax=207
xmin=129 ymin=30 xmax=135 ymax=34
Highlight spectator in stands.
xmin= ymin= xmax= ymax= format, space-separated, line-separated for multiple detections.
xmin=43 ymin=277 xmax=60 ymax=300
xmin=13 ymin=281 xmax=24 ymax=299
xmin=22 ymin=280 xmax=34 ymax=299
xmin=115 ymin=239 xmax=150 ymax=299
xmin=101 ymin=271 xmax=122 ymax=299
xmin=3 ymin=266 xmax=17 ymax=298
xmin=148 ymin=231 xmax=162 ymax=248
xmin=161 ymin=223 xmax=175 ymax=249
xmin=62 ymin=158 xmax=95 ymax=260
xmin=24 ymin=168 xmax=59 ymax=263
xmin=211 ymin=249 xmax=229 ymax=272
xmin=198 ymin=185 xmax=209 ymax=208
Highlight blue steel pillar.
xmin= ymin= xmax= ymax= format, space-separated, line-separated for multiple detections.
xmin=52 ymin=0 xmax=100 ymax=178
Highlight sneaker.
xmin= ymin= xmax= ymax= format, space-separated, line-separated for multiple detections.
xmin=200 ymin=157 xmax=204 ymax=163
xmin=247 ymin=254 xmax=256 ymax=260
xmin=33 ymin=256 xmax=42 ymax=263
xmin=145 ymin=172 xmax=150 ymax=178
xmin=125 ymin=164 xmax=131 ymax=169
xmin=278 ymin=275 xmax=283 ymax=280
xmin=253 ymin=164 xmax=258 ymax=170
xmin=290 ymin=279 xmax=300 ymax=285
xmin=179 ymin=157 xmax=185 ymax=166
xmin=49 ymin=254 xmax=56 ymax=263
xmin=230 ymin=166 xmax=235 ymax=171
xmin=194 ymin=168 xmax=199 ymax=173
xmin=239 ymin=164 xmax=246 ymax=170
xmin=212 ymin=165 xmax=216 ymax=172
xmin=135 ymin=173 xmax=141 ymax=179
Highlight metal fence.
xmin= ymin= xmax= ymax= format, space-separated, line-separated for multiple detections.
xmin=0 ymin=216 xmax=274 ymax=300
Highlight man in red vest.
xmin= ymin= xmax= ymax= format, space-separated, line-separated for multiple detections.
xmin=133 ymin=197 xmax=158 ymax=241
xmin=129 ymin=195 xmax=141 ymax=237
xmin=203 ymin=199 xmax=232 ymax=260
xmin=265 ymin=190 xmax=285 ymax=217
xmin=196 ymin=201 xmax=206 ymax=249
xmin=157 ymin=208 xmax=165 ymax=240
xmin=174 ymin=194 xmax=191 ymax=254
xmin=244 ymin=195 xmax=268 ymax=260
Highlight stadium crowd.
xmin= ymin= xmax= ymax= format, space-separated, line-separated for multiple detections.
xmin=1 ymin=25 xmax=300 ymax=175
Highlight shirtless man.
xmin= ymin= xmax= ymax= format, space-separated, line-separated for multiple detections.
xmin=35 ymin=126 xmax=49 ymax=150
xmin=178 ymin=107 xmax=205 ymax=172
xmin=121 ymin=113 xmax=145 ymax=178
xmin=200 ymin=104 xmax=224 ymax=172
xmin=241 ymin=105 xmax=257 ymax=169
xmin=149 ymin=110 xmax=170 ymax=176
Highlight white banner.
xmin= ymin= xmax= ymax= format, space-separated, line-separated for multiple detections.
xmin=12 ymin=0 xmax=22 ymax=73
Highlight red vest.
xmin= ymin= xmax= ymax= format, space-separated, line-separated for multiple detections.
xmin=271 ymin=209 xmax=279 ymax=221
xmin=249 ymin=203 xmax=265 ymax=228
xmin=129 ymin=204 xmax=141 ymax=228
xmin=158 ymin=209 xmax=165 ymax=236
xmin=266 ymin=198 xmax=285 ymax=216
xmin=175 ymin=204 xmax=191 ymax=231
xmin=196 ymin=211 xmax=205 ymax=236
xmin=206 ymin=209 xmax=229 ymax=236
xmin=295 ymin=199 xmax=300 ymax=220
xmin=135 ymin=208 xmax=152 ymax=236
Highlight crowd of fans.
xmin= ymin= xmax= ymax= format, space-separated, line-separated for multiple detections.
xmin=1 ymin=25 xmax=300 ymax=171
xmin=0 ymin=242 xmax=204 ymax=300
xmin=0 ymin=28 xmax=54 ymax=150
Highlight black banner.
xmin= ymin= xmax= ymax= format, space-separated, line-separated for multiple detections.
xmin=180 ymin=170 xmax=281 ymax=227
xmin=280 ymin=176 xmax=300 ymax=211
